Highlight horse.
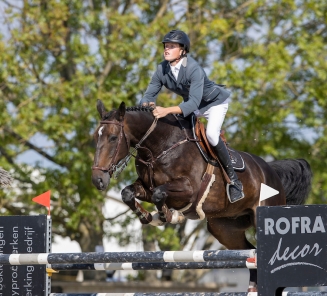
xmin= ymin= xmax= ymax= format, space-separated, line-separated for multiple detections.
xmin=91 ymin=100 xmax=312 ymax=291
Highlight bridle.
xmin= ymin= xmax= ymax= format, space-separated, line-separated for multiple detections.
xmin=92 ymin=120 xmax=129 ymax=177
xmin=92 ymin=113 xmax=199 ymax=183
xmin=92 ymin=117 xmax=159 ymax=178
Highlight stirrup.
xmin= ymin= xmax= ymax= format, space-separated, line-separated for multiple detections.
xmin=226 ymin=180 xmax=245 ymax=203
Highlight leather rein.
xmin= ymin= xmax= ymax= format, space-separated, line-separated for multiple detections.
xmin=92 ymin=115 xmax=199 ymax=184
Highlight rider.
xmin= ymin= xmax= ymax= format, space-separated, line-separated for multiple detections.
xmin=140 ymin=29 xmax=244 ymax=203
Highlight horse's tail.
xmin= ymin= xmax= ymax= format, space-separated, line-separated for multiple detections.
xmin=268 ymin=159 xmax=313 ymax=205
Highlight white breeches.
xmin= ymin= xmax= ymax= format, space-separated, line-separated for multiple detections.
xmin=194 ymin=103 xmax=229 ymax=146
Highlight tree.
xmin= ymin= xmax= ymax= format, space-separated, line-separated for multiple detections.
xmin=0 ymin=0 xmax=174 ymax=255
xmin=1 ymin=0 xmax=326 ymax=283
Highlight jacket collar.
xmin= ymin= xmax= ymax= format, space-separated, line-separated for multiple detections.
xmin=164 ymin=57 xmax=188 ymax=83
xmin=182 ymin=56 xmax=188 ymax=67
xmin=176 ymin=57 xmax=187 ymax=84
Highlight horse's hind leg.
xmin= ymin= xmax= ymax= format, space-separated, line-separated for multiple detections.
xmin=207 ymin=215 xmax=257 ymax=292
xmin=121 ymin=179 xmax=153 ymax=224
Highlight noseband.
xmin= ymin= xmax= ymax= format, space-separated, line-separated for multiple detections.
xmin=92 ymin=120 xmax=129 ymax=177
xmin=92 ymin=117 xmax=159 ymax=178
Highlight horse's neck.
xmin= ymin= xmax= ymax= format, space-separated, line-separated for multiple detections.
xmin=125 ymin=113 xmax=179 ymax=150
xmin=125 ymin=112 xmax=159 ymax=146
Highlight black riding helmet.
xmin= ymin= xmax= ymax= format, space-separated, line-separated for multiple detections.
xmin=162 ymin=30 xmax=190 ymax=53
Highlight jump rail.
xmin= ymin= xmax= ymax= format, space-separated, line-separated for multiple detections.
xmin=49 ymin=292 xmax=327 ymax=296
xmin=49 ymin=260 xmax=253 ymax=271
xmin=0 ymin=249 xmax=256 ymax=265
xmin=2 ymin=205 xmax=326 ymax=296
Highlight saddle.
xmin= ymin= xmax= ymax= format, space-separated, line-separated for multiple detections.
xmin=193 ymin=116 xmax=245 ymax=171
xmin=177 ymin=115 xmax=246 ymax=220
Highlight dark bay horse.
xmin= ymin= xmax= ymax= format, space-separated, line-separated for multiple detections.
xmin=92 ymin=100 xmax=312 ymax=290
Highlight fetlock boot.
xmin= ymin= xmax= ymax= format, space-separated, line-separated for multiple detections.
xmin=213 ymin=138 xmax=245 ymax=203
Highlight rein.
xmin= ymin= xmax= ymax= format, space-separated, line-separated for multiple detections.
xmin=136 ymin=114 xmax=199 ymax=191
xmin=92 ymin=117 xmax=159 ymax=178
xmin=113 ymin=117 xmax=159 ymax=179
xmin=92 ymin=114 xmax=199 ymax=184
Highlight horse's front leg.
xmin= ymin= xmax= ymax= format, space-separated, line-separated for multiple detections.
xmin=152 ymin=177 xmax=193 ymax=224
xmin=121 ymin=179 xmax=153 ymax=225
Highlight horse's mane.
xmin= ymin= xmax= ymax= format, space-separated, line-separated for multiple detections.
xmin=102 ymin=106 xmax=154 ymax=120
xmin=126 ymin=106 xmax=154 ymax=112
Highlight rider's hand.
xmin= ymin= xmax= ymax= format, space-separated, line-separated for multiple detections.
xmin=152 ymin=106 xmax=169 ymax=119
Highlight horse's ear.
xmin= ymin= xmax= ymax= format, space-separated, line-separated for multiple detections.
xmin=97 ymin=99 xmax=107 ymax=119
xmin=115 ymin=102 xmax=126 ymax=121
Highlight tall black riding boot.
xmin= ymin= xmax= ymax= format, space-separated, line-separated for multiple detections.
xmin=213 ymin=138 xmax=245 ymax=203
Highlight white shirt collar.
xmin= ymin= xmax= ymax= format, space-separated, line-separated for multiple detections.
xmin=170 ymin=58 xmax=184 ymax=71
xmin=170 ymin=58 xmax=184 ymax=79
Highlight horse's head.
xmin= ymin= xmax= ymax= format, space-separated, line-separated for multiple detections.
xmin=91 ymin=100 xmax=129 ymax=190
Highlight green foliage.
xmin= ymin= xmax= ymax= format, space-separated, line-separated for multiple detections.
xmin=126 ymin=270 xmax=146 ymax=282
xmin=104 ymin=210 xmax=141 ymax=247
xmin=0 ymin=0 xmax=174 ymax=252
xmin=1 ymin=0 xmax=326 ymax=260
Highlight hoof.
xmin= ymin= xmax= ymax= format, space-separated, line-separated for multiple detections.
xmin=247 ymin=287 xmax=258 ymax=292
xmin=149 ymin=211 xmax=165 ymax=226
xmin=170 ymin=209 xmax=186 ymax=224
xmin=139 ymin=218 xmax=151 ymax=225
xmin=138 ymin=213 xmax=153 ymax=225
xmin=159 ymin=204 xmax=172 ymax=223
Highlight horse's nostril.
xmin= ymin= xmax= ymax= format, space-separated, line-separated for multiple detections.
xmin=98 ymin=178 xmax=104 ymax=189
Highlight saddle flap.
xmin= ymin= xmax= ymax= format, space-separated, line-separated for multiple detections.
xmin=195 ymin=118 xmax=225 ymax=160
xmin=195 ymin=118 xmax=245 ymax=171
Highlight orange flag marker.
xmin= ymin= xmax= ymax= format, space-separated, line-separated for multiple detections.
xmin=32 ymin=190 xmax=51 ymax=215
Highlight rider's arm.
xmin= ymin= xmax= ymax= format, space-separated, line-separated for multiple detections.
xmin=139 ymin=65 xmax=163 ymax=105
xmin=152 ymin=106 xmax=182 ymax=118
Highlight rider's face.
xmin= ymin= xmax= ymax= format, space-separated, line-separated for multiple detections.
xmin=163 ymin=42 xmax=183 ymax=63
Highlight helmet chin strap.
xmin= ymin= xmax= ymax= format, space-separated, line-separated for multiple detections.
xmin=169 ymin=50 xmax=187 ymax=64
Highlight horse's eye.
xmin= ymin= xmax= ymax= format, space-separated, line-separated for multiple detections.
xmin=108 ymin=135 xmax=118 ymax=142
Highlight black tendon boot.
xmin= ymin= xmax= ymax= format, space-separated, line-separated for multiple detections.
xmin=213 ymin=138 xmax=245 ymax=203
